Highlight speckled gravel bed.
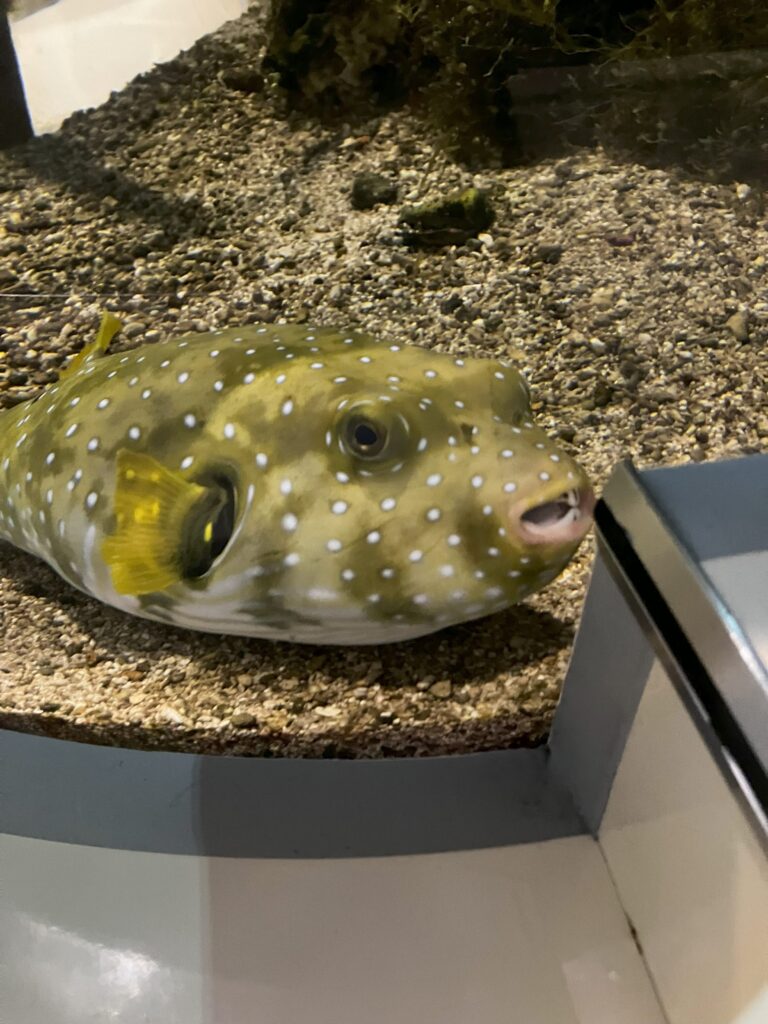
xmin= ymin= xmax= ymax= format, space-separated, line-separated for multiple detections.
xmin=0 ymin=9 xmax=766 ymax=756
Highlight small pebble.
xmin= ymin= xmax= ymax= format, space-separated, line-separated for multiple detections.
xmin=725 ymin=309 xmax=750 ymax=343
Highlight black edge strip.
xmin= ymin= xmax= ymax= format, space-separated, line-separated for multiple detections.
xmin=0 ymin=12 xmax=34 ymax=148
xmin=595 ymin=497 xmax=768 ymax=844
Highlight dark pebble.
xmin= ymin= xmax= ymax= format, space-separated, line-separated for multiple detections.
xmin=231 ymin=711 xmax=259 ymax=727
xmin=592 ymin=380 xmax=614 ymax=407
xmin=351 ymin=172 xmax=398 ymax=211
xmin=220 ymin=67 xmax=264 ymax=95
xmin=535 ymin=243 xmax=563 ymax=264
xmin=605 ymin=234 xmax=636 ymax=247
xmin=439 ymin=294 xmax=462 ymax=314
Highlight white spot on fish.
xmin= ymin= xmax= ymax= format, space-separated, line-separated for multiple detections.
xmin=45 ymin=452 xmax=55 ymax=465
xmin=366 ymin=530 xmax=381 ymax=544
xmin=539 ymin=472 xmax=550 ymax=481
xmin=503 ymin=482 xmax=517 ymax=493
xmin=281 ymin=399 xmax=294 ymax=416
xmin=180 ymin=456 xmax=194 ymax=470
xmin=280 ymin=479 xmax=292 ymax=496
xmin=284 ymin=553 xmax=300 ymax=567
xmin=141 ymin=388 xmax=152 ymax=399
xmin=223 ymin=423 xmax=236 ymax=440
xmin=128 ymin=426 xmax=141 ymax=440
xmin=341 ymin=568 xmax=355 ymax=581
xmin=87 ymin=437 xmax=100 ymax=452
xmin=426 ymin=508 xmax=441 ymax=522
xmin=447 ymin=534 xmax=461 ymax=547
xmin=97 ymin=398 xmax=110 ymax=410
xmin=243 ymin=372 xmax=255 ymax=384
xmin=214 ymin=380 xmax=224 ymax=392
xmin=184 ymin=414 xmax=196 ymax=428
xmin=409 ymin=550 xmax=423 ymax=562
xmin=331 ymin=500 xmax=348 ymax=515
xmin=439 ymin=565 xmax=455 ymax=577
xmin=85 ymin=491 xmax=98 ymax=509
xmin=471 ymin=474 xmax=484 ymax=489
xmin=426 ymin=473 xmax=442 ymax=487
xmin=380 ymin=497 xmax=396 ymax=512
xmin=65 ymin=424 xmax=78 ymax=438
xmin=326 ymin=538 xmax=342 ymax=552
xmin=282 ymin=513 xmax=298 ymax=532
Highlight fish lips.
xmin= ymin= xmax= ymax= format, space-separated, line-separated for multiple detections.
xmin=509 ymin=483 xmax=596 ymax=548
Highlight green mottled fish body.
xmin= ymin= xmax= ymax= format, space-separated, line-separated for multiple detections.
xmin=0 ymin=321 xmax=594 ymax=644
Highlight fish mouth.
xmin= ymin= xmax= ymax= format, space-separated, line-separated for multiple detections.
xmin=515 ymin=486 xmax=595 ymax=546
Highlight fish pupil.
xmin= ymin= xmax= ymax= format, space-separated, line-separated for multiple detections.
xmin=355 ymin=423 xmax=379 ymax=448
xmin=345 ymin=416 xmax=388 ymax=458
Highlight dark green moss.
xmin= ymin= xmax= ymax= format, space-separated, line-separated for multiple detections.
xmin=399 ymin=187 xmax=495 ymax=247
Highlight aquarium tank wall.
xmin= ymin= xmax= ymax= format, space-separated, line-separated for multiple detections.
xmin=0 ymin=0 xmax=766 ymax=755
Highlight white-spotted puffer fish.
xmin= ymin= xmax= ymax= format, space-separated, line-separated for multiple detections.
xmin=0 ymin=315 xmax=594 ymax=644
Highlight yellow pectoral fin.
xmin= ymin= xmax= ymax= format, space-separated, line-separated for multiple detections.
xmin=102 ymin=449 xmax=207 ymax=596
xmin=60 ymin=312 xmax=123 ymax=380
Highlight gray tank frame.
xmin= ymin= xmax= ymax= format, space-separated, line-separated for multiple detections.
xmin=2 ymin=455 xmax=766 ymax=857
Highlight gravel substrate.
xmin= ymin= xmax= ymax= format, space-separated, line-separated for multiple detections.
xmin=0 ymin=9 xmax=766 ymax=756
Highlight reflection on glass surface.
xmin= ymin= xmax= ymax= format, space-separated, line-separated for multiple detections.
xmin=11 ymin=912 xmax=174 ymax=1022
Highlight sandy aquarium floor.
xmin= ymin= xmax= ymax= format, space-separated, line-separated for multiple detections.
xmin=0 ymin=10 xmax=766 ymax=756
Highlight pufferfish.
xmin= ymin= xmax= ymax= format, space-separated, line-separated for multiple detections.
xmin=0 ymin=315 xmax=594 ymax=644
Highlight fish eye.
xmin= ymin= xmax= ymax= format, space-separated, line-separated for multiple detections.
xmin=343 ymin=415 xmax=389 ymax=459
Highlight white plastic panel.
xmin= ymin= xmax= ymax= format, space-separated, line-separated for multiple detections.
xmin=600 ymin=659 xmax=768 ymax=1024
xmin=704 ymin=551 xmax=768 ymax=670
xmin=1 ymin=832 xmax=664 ymax=1024
xmin=10 ymin=0 xmax=251 ymax=134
